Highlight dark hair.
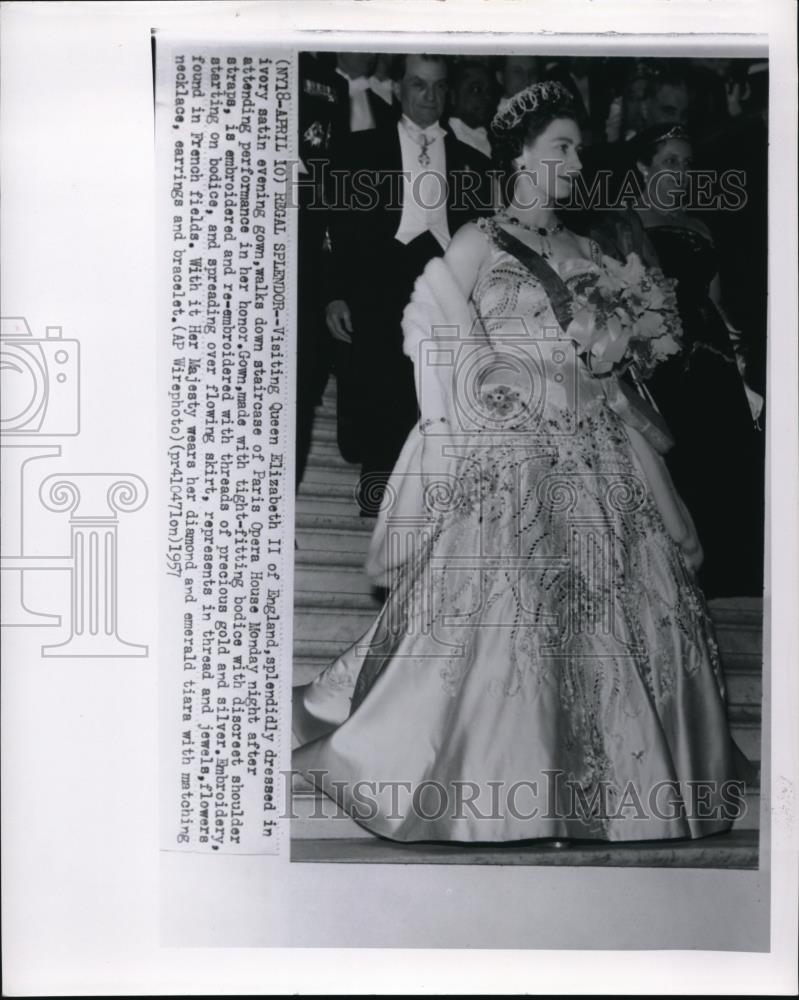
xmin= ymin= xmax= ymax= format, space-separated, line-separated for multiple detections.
xmin=631 ymin=60 xmax=690 ymax=99
xmin=448 ymin=57 xmax=492 ymax=92
xmin=389 ymin=53 xmax=449 ymax=83
xmin=628 ymin=122 xmax=692 ymax=169
xmin=491 ymin=97 xmax=581 ymax=166
xmin=649 ymin=69 xmax=690 ymax=97
xmin=489 ymin=81 xmax=582 ymax=205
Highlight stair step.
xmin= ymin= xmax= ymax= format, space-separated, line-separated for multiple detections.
xmin=295 ymin=513 xmax=376 ymax=554
xmin=729 ymin=720 xmax=762 ymax=763
xmin=714 ymin=630 xmax=763 ymax=658
xmin=707 ymin=596 xmax=763 ymax=622
xmin=297 ymin=511 xmax=374 ymax=532
xmin=296 ymin=494 xmax=361 ymax=516
xmin=295 ymin=606 xmax=378 ymax=641
xmin=320 ymin=385 xmax=338 ymax=403
xmin=309 ymin=421 xmax=338 ymax=443
xmin=724 ymin=672 xmax=762 ymax=706
xmin=294 ymin=565 xmax=383 ymax=598
xmin=294 ymin=546 xmax=369 ymax=569
xmin=308 ymin=417 xmax=337 ymax=434
xmin=735 ymin=791 xmax=761 ymax=831
xmin=313 ymin=397 xmax=337 ymax=412
xmin=299 ymin=464 xmax=361 ymax=488
xmin=298 ymin=480 xmax=358 ymax=500
xmin=306 ymin=439 xmax=348 ymax=459
xmin=295 ymin=528 xmax=372 ymax=554
xmin=719 ymin=650 xmax=762 ymax=675
xmin=294 ymin=588 xmax=383 ymax=611
xmin=293 ymin=637 xmax=364 ymax=661
xmin=727 ymin=701 xmax=761 ymax=724
xmin=709 ymin=600 xmax=763 ymax=658
xmin=303 ymin=451 xmax=359 ymax=470
xmin=291 ymin=830 xmax=759 ymax=867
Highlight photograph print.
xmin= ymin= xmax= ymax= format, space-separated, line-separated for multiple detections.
xmin=289 ymin=49 xmax=767 ymax=869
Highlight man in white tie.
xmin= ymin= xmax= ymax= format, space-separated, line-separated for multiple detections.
xmin=323 ymin=53 xmax=494 ymax=514
xmin=368 ymin=54 xmax=395 ymax=110
xmin=335 ymin=52 xmax=397 ymax=134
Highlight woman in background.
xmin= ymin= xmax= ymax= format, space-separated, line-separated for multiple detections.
xmin=625 ymin=123 xmax=764 ymax=599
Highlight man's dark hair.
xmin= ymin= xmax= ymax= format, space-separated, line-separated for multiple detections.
xmin=389 ymin=53 xmax=450 ymax=83
xmin=448 ymin=57 xmax=493 ymax=92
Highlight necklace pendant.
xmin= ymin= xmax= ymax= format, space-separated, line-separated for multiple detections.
xmin=418 ymin=134 xmax=433 ymax=167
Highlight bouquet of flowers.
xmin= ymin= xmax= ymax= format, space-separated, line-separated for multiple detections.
xmin=566 ymin=253 xmax=683 ymax=379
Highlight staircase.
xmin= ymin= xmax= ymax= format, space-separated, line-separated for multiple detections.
xmin=292 ymin=380 xmax=763 ymax=867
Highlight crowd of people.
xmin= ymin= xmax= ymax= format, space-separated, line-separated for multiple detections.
xmin=296 ymin=51 xmax=767 ymax=599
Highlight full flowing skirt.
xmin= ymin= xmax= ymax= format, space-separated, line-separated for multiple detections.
xmin=293 ymin=389 xmax=742 ymax=843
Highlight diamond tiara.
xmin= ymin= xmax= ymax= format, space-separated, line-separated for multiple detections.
xmin=490 ymin=80 xmax=576 ymax=136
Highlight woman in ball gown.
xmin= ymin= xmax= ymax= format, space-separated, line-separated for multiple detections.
xmin=292 ymin=83 xmax=745 ymax=844
xmin=616 ymin=124 xmax=765 ymax=599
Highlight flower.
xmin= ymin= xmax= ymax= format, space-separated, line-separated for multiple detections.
xmin=566 ymin=253 xmax=683 ymax=379
xmin=480 ymin=384 xmax=527 ymax=420
xmin=567 ymin=306 xmax=631 ymax=375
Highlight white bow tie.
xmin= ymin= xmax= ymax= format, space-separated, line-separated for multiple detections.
xmin=347 ymin=76 xmax=370 ymax=95
xmin=401 ymin=116 xmax=445 ymax=143
xmin=337 ymin=69 xmax=371 ymax=95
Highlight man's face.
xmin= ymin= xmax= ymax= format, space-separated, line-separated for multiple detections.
xmin=647 ymin=83 xmax=689 ymax=125
xmin=452 ymin=66 xmax=494 ymax=128
xmin=398 ymin=55 xmax=448 ymax=128
xmin=500 ymin=56 xmax=538 ymax=98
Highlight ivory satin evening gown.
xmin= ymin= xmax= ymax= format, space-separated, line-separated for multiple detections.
xmin=292 ymin=218 xmax=743 ymax=844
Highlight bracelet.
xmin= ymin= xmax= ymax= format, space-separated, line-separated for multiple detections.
xmin=419 ymin=416 xmax=450 ymax=432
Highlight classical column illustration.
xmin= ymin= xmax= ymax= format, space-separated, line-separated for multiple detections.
xmin=39 ymin=473 xmax=148 ymax=657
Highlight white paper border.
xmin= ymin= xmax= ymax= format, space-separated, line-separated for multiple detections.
xmin=1 ymin=0 xmax=796 ymax=994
